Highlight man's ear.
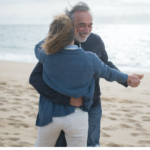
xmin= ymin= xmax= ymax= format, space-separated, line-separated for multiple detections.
xmin=75 ymin=28 xmax=77 ymax=35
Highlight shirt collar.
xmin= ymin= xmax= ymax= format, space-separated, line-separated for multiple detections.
xmin=64 ymin=45 xmax=81 ymax=50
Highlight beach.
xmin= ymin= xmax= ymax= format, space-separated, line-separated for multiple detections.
xmin=0 ymin=60 xmax=150 ymax=147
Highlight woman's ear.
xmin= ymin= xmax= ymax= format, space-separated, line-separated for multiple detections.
xmin=75 ymin=28 xmax=77 ymax=35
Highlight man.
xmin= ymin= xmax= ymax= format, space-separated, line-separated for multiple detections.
xmin=29 ymin=2 xmax=143 ymax=147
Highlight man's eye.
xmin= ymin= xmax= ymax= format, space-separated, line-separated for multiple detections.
xmin=80 ymin=24 xmax=85 ymax=27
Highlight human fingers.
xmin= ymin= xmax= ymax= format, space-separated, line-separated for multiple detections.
xmin=70 ymin=97 xmax=83 ymax=106
xmin=131 ymin=77 xmax=140 ymax=87
xmin=133 ymin=74 xmax=144 ymax=80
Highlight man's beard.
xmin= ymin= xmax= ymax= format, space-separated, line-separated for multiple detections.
xmin=75 ymin=31 xmax=91 ymax=43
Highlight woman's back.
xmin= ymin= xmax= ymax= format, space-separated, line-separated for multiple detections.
xmin=43 ymin=46 xmax=95 ymax=99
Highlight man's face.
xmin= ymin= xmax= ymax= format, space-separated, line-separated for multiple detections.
xmin=73 ymin=11 xmax=93 ymax=43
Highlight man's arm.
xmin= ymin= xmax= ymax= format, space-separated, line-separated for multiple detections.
xmin=30 ymin=40 xmax=83 ymax=106
xmin=29 ymin=62 xmax=71 ymax=105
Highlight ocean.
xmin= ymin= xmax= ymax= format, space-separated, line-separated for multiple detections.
xmin=0 ymin=24 xmax=150 ymax=72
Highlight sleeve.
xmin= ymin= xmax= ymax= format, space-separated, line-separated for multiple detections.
xmin=99 ymin=36 xmax=128 ymax=87
xmin=93 ymin=53 xmax=128 ymax=83
xmin=34 ymin=39 xmax=47 ymax=63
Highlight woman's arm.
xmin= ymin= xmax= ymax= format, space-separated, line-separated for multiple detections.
xmin=93 ymin=53 xmax=140 ymax=84
xmin=93 ymin=53 xmax=128 ymax=83
xmin=98 ymin=36 xmax=128 ymax=87
xmin=34 ymin=39 xmax=47 ymax=63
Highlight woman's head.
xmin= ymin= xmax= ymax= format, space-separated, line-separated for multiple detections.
xmin=42 ymin=14 xmax=75 ymax=54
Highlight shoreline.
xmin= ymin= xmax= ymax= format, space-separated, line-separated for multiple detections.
xmin=0 ymin=60 xmax=150 ymax=73
xmin=0 ymin=60 xmax=150 ymax=147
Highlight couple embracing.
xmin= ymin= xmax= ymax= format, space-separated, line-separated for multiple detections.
xmin=29 ymin=2 xmax=143 ymax=147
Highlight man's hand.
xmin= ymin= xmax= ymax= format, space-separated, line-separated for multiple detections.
xmin=70 ymin=97 xmax=83 ymax=107
xmin=127 ymin=74 xmax=144 ymax=88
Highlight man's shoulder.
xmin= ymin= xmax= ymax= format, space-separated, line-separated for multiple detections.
xmin=89 ymin=33 xmax=102 ymax=40
xmin=87 ymin=33 xmax=103 ymax=44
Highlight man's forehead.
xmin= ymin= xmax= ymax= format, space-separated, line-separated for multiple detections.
xmin=74 ymin=11 xmax=93 ymax=20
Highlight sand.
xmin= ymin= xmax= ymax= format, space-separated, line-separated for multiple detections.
xmin=0 ymin=60 xmax=150 ymax=147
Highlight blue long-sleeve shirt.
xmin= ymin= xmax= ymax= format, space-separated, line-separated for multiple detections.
xmin=34 ymin=44 xmax=128 ymax=126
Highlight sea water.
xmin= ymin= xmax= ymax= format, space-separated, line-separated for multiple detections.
xmin=0 ymin=24 xmax=150 ymax=72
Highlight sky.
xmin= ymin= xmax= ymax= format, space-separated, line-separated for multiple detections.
xmin=0 ymin=0 xmax=150 ymax=24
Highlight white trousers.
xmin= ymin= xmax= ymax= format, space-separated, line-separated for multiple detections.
xmin=34 ymin=109 xmax=88 ymax=147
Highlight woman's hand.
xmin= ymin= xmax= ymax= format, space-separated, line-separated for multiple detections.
xmin=127 ymin=74 xmax=144 ymax=87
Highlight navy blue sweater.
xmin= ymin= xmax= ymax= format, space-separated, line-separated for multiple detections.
xmin=29 ymin=33 xmax=128 ymax=108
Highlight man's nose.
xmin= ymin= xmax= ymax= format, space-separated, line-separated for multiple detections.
xmin=84 ymin=27 xmax=90 ymax=34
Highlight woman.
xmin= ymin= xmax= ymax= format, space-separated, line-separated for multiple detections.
xmin=34 ymin=14 xmax=134 ymax=147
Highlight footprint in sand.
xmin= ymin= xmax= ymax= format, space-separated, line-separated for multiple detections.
xmin=33 ymin=102 xmax=38 ymax=105
xmin=0 ymin=97 xmax=5 ymax=100
xmin=106 ymin=142 xmax=123 ymax=147
xmin=119 ymin=99 xmax=134 ymax=104
xmin=29 ymin=94 xmax=38 ymax=98
xmin=0 ymin=82 xmax=7 ymax=85
xmin=120 ymin=124 xmax=132 ymax=129
xmin=28 ymin=114 xmax=37 ymax=118
xmin=14 ymin=133 xmax=20 ymax=135
xmin=125 ymin=114 xmax=134 ymax=117
xmin=27 ymin=87 xmax=35 ymax=91
xmin=107 ymin=117 xmax=117 ymax=120
xmin=135 ymin=110 xmax=143 ymax=114
xmin=9 ymin=144 xmax=22 ymax=147
xmin=135 ymin=123 xmax=142 ymax=128
xmin=19 ymin=142 xmax=33 ymax=147
xmin=14 ymin=94 xmax=21 ymax=96
xmin=133 ymin=106 xmax=143 ymax=108
xmin=14 ymin=85 xmax=23 ymax=88
xmin=102 ymin=98 xmax=112 ymax=102
xmin=131 ymin=133 xmax=140 ymax=137
xmin=5 ymin=138 xmax=20 ymax=141
xmin=142 ymin=116 xmax=150 ymax=121
xmin=102 ymin=126 xmax=118 ymax=131
xmin=135 ymin=128 xmax=146 ymax=132
xmin=0 ymin=103 xmax=3 ymax=105
xmin=0 ymin=142 xmax=4 ymax=147
xmin=8 ymin=122 xmax=29 ymax=128
xmin=110 ymin=113 xmax=122 ymax=116
xmin=11 ymin=141 xmax=32 ymax=147
xmin=118 ymin=109 xmax=131 ymax=112
xmin=14 ymin=98 xmax=21 ymax=101
xmin=24 ymin=111 xmax=30 ymax=114
xmin=12 ymin=102 xmax=20 ymax=105
xmin=0 ymin=108 xmax=9 ymax=112
xmin=9 ymin=116 xmax=25 ymax=119
xmin=138 ymin=140 xmax=150 ymax=144
xmin=121 ymin=118 xmax=139 ymax=123
xmin=101 ymin=132 xmax=111 ymax=137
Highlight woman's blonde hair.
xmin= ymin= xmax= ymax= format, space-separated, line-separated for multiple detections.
xmin=42 ymin=14 xmax=75 ymax=54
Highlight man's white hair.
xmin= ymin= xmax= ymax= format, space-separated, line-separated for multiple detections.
xmin=65 ymin=1 xmax=91 ymax=21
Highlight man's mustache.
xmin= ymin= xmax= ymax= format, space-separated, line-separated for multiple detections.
xmin=78 ymin=31 xmax=90 ymax=36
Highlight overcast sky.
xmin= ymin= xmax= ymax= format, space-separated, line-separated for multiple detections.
xmin=0 ymin=0 xmax=150 ymax=24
